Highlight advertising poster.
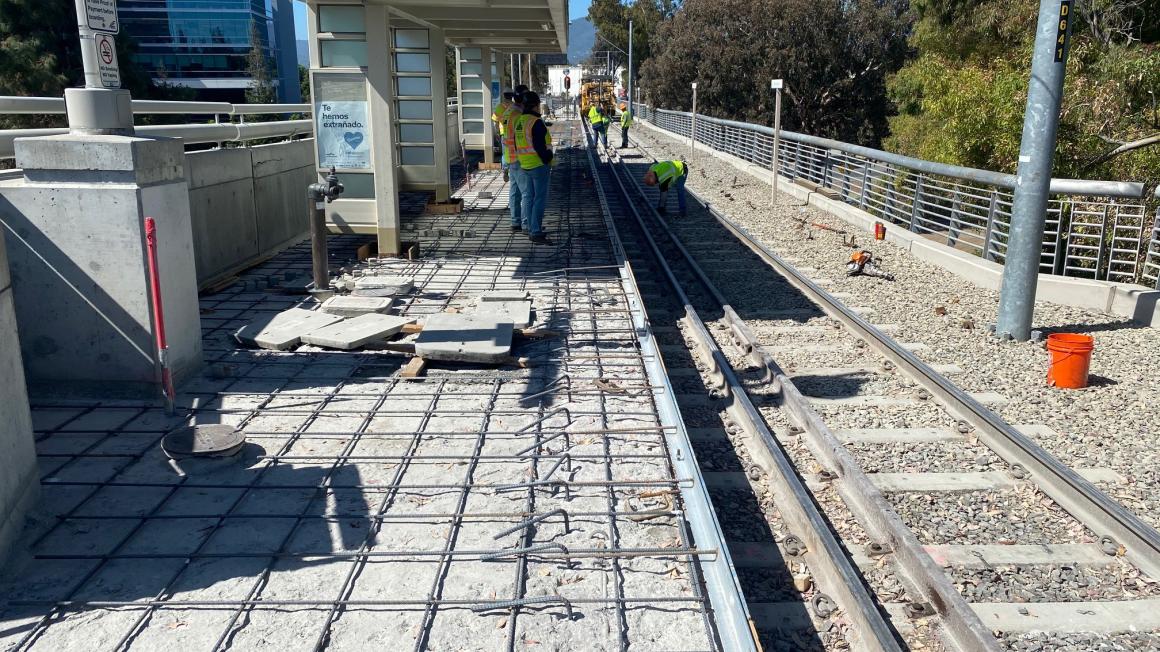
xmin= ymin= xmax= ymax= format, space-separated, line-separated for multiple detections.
xmin=316 ymin=101 xmax=371 ymax=169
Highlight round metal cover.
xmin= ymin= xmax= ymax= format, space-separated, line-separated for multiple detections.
xmin=162 ymin=424 xmax=246 ymax=458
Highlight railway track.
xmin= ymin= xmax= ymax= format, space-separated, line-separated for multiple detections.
xmin=584 ymin=122 xmax=1160 ymax=651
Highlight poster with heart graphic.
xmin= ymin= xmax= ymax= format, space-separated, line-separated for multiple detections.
xmin=315 ymin=101 xmax=371 ymax=169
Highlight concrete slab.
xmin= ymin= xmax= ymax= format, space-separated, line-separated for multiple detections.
xmin=234 ymin=308 xmax=344 ymax=350
xmin=414 ymin=314 xmax=514 ymax=363
xmin=474 ymin=300 xmax=532 ymax=328
xmin=836 ymin=427 xmax=964 ymax=444
xmin=479 ymin=289 xmax=529 ymax=302
xmin=352 ymin=275 xmax=414 ymax=297
xmin=321 ymin=295 xmax=394 ymax=317
xmin=301 ymin=314 xmax=416 ymax=350
xmin=972 ymin=597 xmax=1160 ymax=634
xmin=924 ymin=543 xmax=1111 ymax=568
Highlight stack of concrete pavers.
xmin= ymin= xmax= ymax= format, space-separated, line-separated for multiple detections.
xmin=352 ymin=275 xmax=414 ymax=298
xmin=236 ymin=306 xmax=414 ymax=351
xmin=471 ymin=289 xmax=533 ymax=329
xmin=321 ymin=295 xmax=394 ymax=317
xmin=301 ymin=313 xmax=415 ymax=350
xmin=414 ymin=314 xmax=515 ymax=363
xmin=234 ymin=308 xmax=344 ymax=350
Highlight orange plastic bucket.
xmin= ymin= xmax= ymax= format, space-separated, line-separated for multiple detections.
xmin=1045 ymin=333 xmax=1094 ymax=389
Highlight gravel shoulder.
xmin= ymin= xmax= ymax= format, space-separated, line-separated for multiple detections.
xmin=626 ymin=122 xmax=1160 ymax=530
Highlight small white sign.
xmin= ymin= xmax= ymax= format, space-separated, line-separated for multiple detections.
xmin=85 ymin=0 xmax=119 ymax=34
xmin=316 ymin=101 xmax=371 ymax=169
xmin=691 ymin=82 xmax=698 ymax=90
xmin=96 ymin=34 xmax=121 ymax=88
xmin=771 ymin=79 xmax=784 ymax=90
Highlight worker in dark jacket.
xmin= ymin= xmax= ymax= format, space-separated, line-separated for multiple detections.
xmin=513 ymin=92 xmax=554 ymax=244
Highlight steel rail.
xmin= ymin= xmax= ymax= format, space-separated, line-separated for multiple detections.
xmin=615 ymin=136 xmax=1005 ymax=651
xmin=625 ymin=132 xmax=1160 ymax=647
xmin=587 ymin=122 xmax=905 ymax=651
xmin=583 ymin=125 xmax=759 ymax=652
xmin=666 ymin=152 xmax=1160 ymax=584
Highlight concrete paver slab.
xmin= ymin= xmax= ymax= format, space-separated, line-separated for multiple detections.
xmin=234 ymin=308 xmax=344 ymax=350
xmin=474 ymin=300 xmax=532 ymax=328
xmin=320 ymin=295 xmax=394 ymax=317
xmin=479 ymin=290 xmax=529 ymax=302
xmin=414 ymin=314 xmax=514 ymax=363
xmin=301 ymin=314 xmax=416 ymax=350
xmin=352 ymin=275 xmax=414 ymax=297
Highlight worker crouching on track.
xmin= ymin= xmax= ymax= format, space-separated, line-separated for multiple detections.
xmin=618 ymin=103 xmax=632 ymax=149
xmin=514 ymin=92 xmax=554 ymax=245
xmin=588 ymin=103 xmax=610 ymax=148
xmin=505 ymin=86 xmax=527 ymax=232
xmin=643 ymin=160 xmax=689 ymax=217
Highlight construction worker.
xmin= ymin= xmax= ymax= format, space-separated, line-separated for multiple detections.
xmin=492 ymin=91 xmax=517 ymax=182
xmin=618 ymin=102 xmax=633 ymax=149
xmin=505 ymin=86 xmax=528 ymax=231
xmin=514 ymin=91 xmax=554 ymax=244
xmin=643 ymin=159 xmax=688 ymax=216
xmin=588 ymin=103 xmax=610 ymax=147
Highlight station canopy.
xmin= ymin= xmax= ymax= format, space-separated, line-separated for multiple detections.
xmin=380 ymin=0 xmax=568 ymax=52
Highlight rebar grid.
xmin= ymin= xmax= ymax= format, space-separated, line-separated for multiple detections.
xmin=2 ymin=139 xmax=720 ymax=651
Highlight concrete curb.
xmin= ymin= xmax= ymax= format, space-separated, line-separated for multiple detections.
xmin=639 ymin=120 xmax=1160 ymax=329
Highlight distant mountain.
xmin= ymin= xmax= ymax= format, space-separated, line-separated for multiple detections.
xmin=568 ymin=18 xmax=594 ymax=65
xmin=297 ymin=40 xmax=309 ymax=70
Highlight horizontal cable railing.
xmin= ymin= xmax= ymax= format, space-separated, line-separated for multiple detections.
xmin=634 ymin=103 xmax=1155 ymax=286
xmin=1144 ymin=187 xmax=1160 ymax=289
xmin=0 ymin=96 xmax=313 ymax=159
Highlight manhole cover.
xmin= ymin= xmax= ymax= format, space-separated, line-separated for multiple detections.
xmin=162 ymin=424 xmax=245 ymax=459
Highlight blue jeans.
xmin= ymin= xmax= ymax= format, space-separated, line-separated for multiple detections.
xmin=518 ymin=165 xmax=550 ymax=236
xmin=659 ymin=173 xmax=688 ymax=212
xmin=595 ymin=123 xmax=608 ymax=147
xmin=509 ymin=165 xmax=525 ymax=227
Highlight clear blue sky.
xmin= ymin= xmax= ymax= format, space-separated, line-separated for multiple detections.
xmin=292 ymin=0 xmax=592 ymax=41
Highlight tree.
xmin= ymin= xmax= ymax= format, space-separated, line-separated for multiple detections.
xmin=0 ymin=0 xmax=190 ymax=129
xmin=639 ymin=0 xmax=911 ymax=145
xmin=299 ymin=64 xmax=310 ymax=103
xmin=587 ymin=0 xmax=677 ymax=89
xmin=886 ymin=0 xmax=1160 ymax=180
xmin=244 ymin=23 xmax=276 ymax=105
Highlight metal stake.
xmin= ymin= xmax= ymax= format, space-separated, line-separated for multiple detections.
xmin=995 ymin=0 xmax=1074 ymax=340
xmin=770 ymin=79 xmax=783 ymax=204
xmin=690 ymin=82 xmax=698 ymax=156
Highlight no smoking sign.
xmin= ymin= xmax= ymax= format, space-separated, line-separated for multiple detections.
xmin=95 ymin=33 xmax=121 ymax=88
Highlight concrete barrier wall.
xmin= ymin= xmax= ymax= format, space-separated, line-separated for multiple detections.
xmin=638 ymin=119 xmax=1160 ymax=329
xmin=0 ymin=233 xmax=39 ymax=566
xmin=186 ymin=140 xmax=314 ymax=287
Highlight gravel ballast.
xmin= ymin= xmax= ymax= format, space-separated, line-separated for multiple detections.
xmin=627 ymin=123 xmax=1160 ymax=531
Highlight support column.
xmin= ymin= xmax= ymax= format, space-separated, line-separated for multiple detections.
xmin=480 ymin=48 xmax=495 ymax=164
xmin=307 ymin=1 xmax=401 ymax=255
xmin=430 ymin=28 xmax=452 ymax=201
xmin=0 ymin=233 xmax=38 ymax=567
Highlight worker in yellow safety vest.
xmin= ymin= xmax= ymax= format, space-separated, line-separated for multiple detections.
xmin=513 ymin=91 xmax=554 ymax=245
xmin=492 ymin=90 xmax=516 ymax=180
xmin=618 ymin=102 xmax=633 ymax=149
xmin=643 ymin=159 xmax=688 ymax=217
xmin=504 ymin=85 xmax=528 ymax=230
xmin=588 ymin=103 xmax=610 ymax=148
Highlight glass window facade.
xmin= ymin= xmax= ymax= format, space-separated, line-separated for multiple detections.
xmin=118 ymin=1 xmax=299 ymax=102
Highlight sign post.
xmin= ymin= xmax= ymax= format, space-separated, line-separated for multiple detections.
xmin=69 ymin=0 xmax=132 ymax=134
xmin=690 ymin=82 xmax=698 ymax=156
xmin=770 ymin=79 xmax=783 ymax=204
xmin=994 ymin=0 xmax=1074 ymax=341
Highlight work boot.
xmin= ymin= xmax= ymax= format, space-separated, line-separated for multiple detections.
xmin=511 ymin=224 xmax=522 ymax=231
xmin=503 ymin=169 xmax=509 ymax=183
xmin=656 ymin=206 xmax=667 ymax=216
xmin=529 ymin=233 xmax=553 ymax=245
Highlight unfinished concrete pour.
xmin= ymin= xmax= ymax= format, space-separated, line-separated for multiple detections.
xmin=0 ymin=142 xmax=732 ymax=650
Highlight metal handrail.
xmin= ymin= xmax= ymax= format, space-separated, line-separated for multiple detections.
xmin=638 ymin=105 xmax=1144 ymax=199
xmin=0 ymin=96 xmax=311 ymax=116
xmin=0 ymin=120 xmax=313 ymax=159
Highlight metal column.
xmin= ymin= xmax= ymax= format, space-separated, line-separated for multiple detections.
xmin=995 ymin=0 xmax=1074 ymax=340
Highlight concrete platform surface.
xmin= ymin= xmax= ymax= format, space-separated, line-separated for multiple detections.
xmin=473 ymin=299 xmax=533 ymax=328
xmin=300 ymin=313 xmax=415 ymax=350
xmin=320 ymin=295 xmax=394 ymax=317
xmin=352 ymin=274 xmax=414 ymax=297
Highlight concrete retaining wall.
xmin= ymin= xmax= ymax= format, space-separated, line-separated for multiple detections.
xmin=639 ymin=120 xmax=1160 ymax=329
xmin=186 ymin=140 xmax=314 ymax=287
xmin=0 ymin=232 xmax=40 ymax=567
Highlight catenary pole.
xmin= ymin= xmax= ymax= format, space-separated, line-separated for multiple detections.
xmin=995 ymin=0 xmax=1074 ymax=340
xmin=771 ymin=79 xmax=783 ymax=203
xmin=627 ymin=20 xmax=634 ymax=113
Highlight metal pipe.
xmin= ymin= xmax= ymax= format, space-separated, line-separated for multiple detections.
xmin=143 ymin=217 xmax=176 ymax=416
xmin=627 ymin=20 xmax=633 ymax=116
xmin=995 ymin=0 xmax=1075 ymax=340
xmin=306 ymin=168 xmax=344 ymax=297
